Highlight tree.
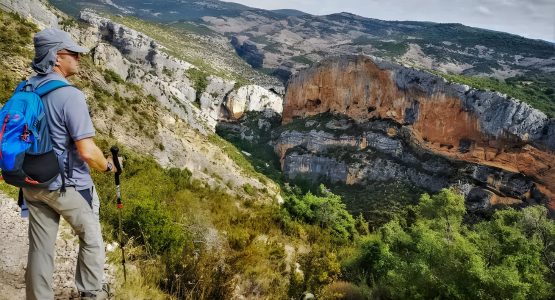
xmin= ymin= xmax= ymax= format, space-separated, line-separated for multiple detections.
xmin=283 ymin=184 xmax=357 ymax=242
xmin=347 ymin=189 xmax=555 ymax=299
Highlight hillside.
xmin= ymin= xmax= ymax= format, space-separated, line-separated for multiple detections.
xmin=1 ymin=0 xmax=555 ymax=299
xmin=47 ymin=0 xmax=555 ymax=119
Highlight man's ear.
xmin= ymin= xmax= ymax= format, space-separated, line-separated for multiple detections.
xmin=54 ymin=55 xmax=60 ymax=66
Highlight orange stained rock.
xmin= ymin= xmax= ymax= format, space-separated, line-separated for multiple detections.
xmin=282 ymin=56 xmax=555 ymax=205
xmin=490 ymin=194 xmax=523 ymax=206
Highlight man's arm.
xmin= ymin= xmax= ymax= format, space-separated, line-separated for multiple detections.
xmin=75 ymin=138 xmax=116 ymax=172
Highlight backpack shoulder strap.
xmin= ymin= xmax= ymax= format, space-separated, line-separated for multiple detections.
xmin=34 ymin=80 xmax=72 ymax=97
xmin=14 ymin=80 xmax=28 ymax=93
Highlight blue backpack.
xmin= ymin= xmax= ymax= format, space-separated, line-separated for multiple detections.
xmin=0 ymin=80 xmax=70 ymax=193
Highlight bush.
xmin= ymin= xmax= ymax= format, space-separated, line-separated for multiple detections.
xmin=124 ymin=201 xmax=185 ymax=255
xmin=186 ymin=68 xmax=208 ymax=101
xmin=346 ymin=189 xmax=555 ymax=299
xmin=103 ymin=69 xmax=125 ymax=84
xmin=320 ymin=281 xmax=366 ymax=300
xmin=284 ymin=184 xmax=357 ymax=242
xmin=243 ymin=183 xmax=256 ymax=195
xmin=295 ymin=244 xmax=341 ymax=296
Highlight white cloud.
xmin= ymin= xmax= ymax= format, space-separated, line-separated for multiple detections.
xmin=476 ymin=5 xmax=492 ymax=15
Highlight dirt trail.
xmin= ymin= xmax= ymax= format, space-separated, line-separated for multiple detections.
xmin=0 ymin=193 xmax=114 ymax=300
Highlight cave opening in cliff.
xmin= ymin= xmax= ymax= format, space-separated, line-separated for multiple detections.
xmin=306 ymin=98 xmax=322 ymax=109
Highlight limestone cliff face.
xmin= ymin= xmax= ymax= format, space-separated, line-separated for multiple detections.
xmin=274 ymin=118 xmax=540 ymax=212
xmin=80 ymin=11 xmax=209 ymax=132
xmin=281 ymin=55 xmax=555 ymax=208
xmin=0 ymin=0 xmax=57 ymax=29
xmin=80 ymin=10 xmax=283 ymax=132
xmin=225 ymin=85 xmax=283 ymax=120
xmin=275 ymin=121 xmax=451 ymax=193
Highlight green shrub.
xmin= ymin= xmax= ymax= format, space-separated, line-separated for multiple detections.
xmin=124 ymin=201 xmax=185 ymax=255
xmin=59 ymin=17 xmax=78 ymax=30
xmin=186 ymin=68 xmax=208 ymax=101
xmin=284 ymin=184 xmax=357 ymax=242
xmin=243 ymin=183 xmax=256 ymax=195
xmin=294 ymin=244 xmax=341 ymax=295
xmin=228 ymin=227 xmax=251 ymax=250
xmin=103 ymin=69 xmax=125 ymax=84
xmin=115 ymin=107 xmax=124 ymax=115
xmin=346 ymin=189 xmax=555 ymax=299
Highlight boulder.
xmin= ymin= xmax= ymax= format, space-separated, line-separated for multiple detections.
xmin=225 ymin=85 xmax=283 ymax=119
xmin=199 ymin=75 xmax=235 ymax=128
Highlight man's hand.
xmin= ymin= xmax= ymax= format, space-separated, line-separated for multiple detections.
xmin=75 ymin=138 xmax=123 ymax=173
xmin=106 ymin=156 xmax=124 ymax=173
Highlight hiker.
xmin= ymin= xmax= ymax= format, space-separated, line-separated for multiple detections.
xmin=20 ymin=28 xmax=116 ymax=300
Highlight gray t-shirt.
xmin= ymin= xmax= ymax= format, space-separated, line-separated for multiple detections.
xmin=28 ymin=72 xmax=95 ymax=191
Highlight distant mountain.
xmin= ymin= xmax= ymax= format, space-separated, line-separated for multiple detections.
xmin=271 ymin=9 xmax=308 ymax=17
xmin=49 ymin=0 xmax=280 ymax=21
xmin=203 ymin=11 xmax=555 ymax=80
xmin=50 ymin=0 xmax=555 ymax=82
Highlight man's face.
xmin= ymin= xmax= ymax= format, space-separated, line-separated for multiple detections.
xmin=55 ymin=49 xmax=80 ymax=76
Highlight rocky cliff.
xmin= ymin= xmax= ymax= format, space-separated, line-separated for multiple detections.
xmin=279 ymin=55 xmax=555 ymax=210
xmin=79 ymin=11 xmax=283 ymax=131
xmin=0 ymin=0 xmax=57 ymax=29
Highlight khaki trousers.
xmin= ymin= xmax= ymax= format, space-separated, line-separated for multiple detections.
xmin=22 ymin=186 xmax=105 ymax=300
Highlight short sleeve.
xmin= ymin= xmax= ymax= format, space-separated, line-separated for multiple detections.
xmin=62 ymin=88 xmax=95 ymax=141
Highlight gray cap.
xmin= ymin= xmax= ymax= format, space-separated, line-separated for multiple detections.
xmin=32 ymin=28 xmax=89 ymax=74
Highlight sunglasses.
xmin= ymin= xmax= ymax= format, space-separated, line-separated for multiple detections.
xmin=57 ymin=50 xmax=80 ymax=59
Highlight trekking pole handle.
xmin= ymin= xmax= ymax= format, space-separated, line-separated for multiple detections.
xmin=110 ymin=146 xmax=122 ymax=176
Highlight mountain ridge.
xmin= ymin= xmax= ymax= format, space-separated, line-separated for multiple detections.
xmin=47 ymin=0 xmax=555 ymax=82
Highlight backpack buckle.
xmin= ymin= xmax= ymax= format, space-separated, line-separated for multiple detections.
xmin=23 ymin=83 xmax=33 ymax=92
xmin=21 ymin=124 xmax=31 ymax=142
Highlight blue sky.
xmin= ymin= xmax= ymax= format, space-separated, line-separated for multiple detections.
xmin=229 ymin=0 xmax=555 ymax=42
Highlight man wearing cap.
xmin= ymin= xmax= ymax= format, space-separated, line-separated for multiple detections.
xmin=22 ymin=28 xmax=116 ymax=300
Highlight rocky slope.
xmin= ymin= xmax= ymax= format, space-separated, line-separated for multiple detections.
xmin=276 ymin=55 xmax=555 ymax=211
xmin=0 ymin=0 xmax=56 ymax=28
xmin=1 ymin=0 xmax=285 ymax=133
xmin=79 ymin=10 xmax=283 ymax=132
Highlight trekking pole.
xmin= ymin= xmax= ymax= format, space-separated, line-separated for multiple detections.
xmin=110 ymin=146 xmax=127 ymax=283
